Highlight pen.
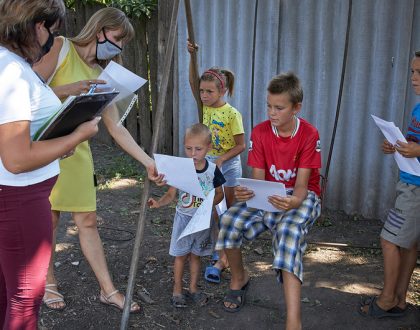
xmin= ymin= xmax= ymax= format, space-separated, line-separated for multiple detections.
xmin=87 ymin=84 xmax=97 ymax=94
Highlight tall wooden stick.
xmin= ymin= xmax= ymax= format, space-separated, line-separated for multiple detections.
xmin=119 ymin=1 xmax=180 ymax=328
xmin=184 ymin=0 xmax=202 ymax=122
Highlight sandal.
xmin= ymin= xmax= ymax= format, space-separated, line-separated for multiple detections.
xmin=99 ymin=290 xmax=141 ymax=313
xmin=358 ymin=296 xmax=404 ymax=319
xmin=223 ymin=280 xmax=250 ymax=313
xmin=170 ymin=294 xmax=187 ymax=308
xmin=188 ymin=291 xmax=208 ymax=306
xmin=43 ymin=284 xmax=66 ymax=311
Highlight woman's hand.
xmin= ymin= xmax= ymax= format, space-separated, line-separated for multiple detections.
xmin=64 ymin=79 xmax=107 ymax=96
xmin=73 ymin=117 xmax=101 ymax=143
xmin=382 ymin=139 xmax=396 ymax=154
xmin=234 ymin=185 xmax=254 ymax=202
xmin=146 ymin=162 xmax=166 ymax=186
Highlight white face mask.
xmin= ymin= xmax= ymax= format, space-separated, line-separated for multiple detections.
xmin=96 ymin=29 xmax=122 ymax=60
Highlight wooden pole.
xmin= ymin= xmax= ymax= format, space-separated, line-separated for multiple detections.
xmin=119 ymin=0 xmax=180 ymax=328
xmin=184 ymin=0 xmax=202 ymax=122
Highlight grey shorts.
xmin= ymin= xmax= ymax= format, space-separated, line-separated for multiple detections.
xmin=169 ymin=211 xmax=213 ymax=257
xmin=381 ymin=181 xmax=420 ymax=248
xmin=206 ymin=154 xmax=242 ymax=187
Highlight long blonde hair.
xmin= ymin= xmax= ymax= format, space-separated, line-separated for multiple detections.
xmin=0 ymin=0 xmax=65 ymax=64
xmin=70 ymin=7 xmax=134 ymax=65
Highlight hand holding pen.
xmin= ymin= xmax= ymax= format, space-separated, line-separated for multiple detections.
xmin=66 ymin=79 xmax=107 ymax=96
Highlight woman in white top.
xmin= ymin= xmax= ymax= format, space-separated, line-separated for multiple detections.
xmin=0 ymin=1 xmax=100 ymax=328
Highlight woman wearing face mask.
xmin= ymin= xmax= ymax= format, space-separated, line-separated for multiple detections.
xmin=0 ymin=0 xmax=101 ymax=328
xmin=34 ymin=7 xmax=162 ymax=313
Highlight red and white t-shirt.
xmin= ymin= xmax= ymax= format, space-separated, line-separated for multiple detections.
xmin=248 ymin=119 xmax=321 ymax=196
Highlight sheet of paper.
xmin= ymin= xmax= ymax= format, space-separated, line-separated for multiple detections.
xmin=178 ymin=189 xmax=215 ymax=241
xmin=237 ymin=178 xmax=286 ymax=212
xmin=98 ymin=61 xmax=147 ymax=93
xmin=371 ymin=114 xmax=420 ymax=176
xmin=154 ymin=154 xmax=205 ymax=199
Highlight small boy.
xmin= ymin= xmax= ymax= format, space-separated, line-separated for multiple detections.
xmin=148 ymin=123 xmax=225 ymax=307
xmin=215 ymin=72 xmax=322 ymax=329
xmin=359 ymin=51 xmax=420 ymax=318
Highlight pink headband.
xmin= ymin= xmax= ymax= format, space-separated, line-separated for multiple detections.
xmin=204 ymin=70 xmax=225 ymax=90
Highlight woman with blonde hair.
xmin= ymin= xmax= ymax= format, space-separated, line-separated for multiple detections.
xmin=0 ymin=0 xmax=100 ymax=328
xmin=34 ymin=7 xmax=162 ymax=313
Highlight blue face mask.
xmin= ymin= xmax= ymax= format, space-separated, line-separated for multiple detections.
xmin=96 ymin=29 xmax=122 ymax=60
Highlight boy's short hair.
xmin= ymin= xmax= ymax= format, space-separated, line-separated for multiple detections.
xmin=267 ymin=72 xmax=303 ymax=104
xmin=185 ymin=123 xmax=212 ymax=144
xmin=415 ymin=50 xmax=420 ymax=57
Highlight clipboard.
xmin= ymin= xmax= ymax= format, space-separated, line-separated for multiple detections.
xmin=34 ymin=91 xmax=119 ymax=141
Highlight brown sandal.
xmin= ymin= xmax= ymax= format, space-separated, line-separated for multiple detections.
xmin=99 ymin=290 xmax=141 ymax=313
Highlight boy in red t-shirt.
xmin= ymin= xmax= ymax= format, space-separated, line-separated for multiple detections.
xmin=215 ymin=72 xmax=322 ymax=329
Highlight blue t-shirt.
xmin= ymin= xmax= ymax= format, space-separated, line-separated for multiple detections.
xmin=400 ymin=103 xmax=420 ymax=186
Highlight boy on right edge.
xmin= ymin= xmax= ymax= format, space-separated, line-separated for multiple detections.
xmin=359 ymin=51 xmax=420 ymax=318
xmin=216 ymin=72 xmax=322 ymax=330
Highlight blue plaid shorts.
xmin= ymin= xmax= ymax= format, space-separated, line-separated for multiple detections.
xmin=215 ymin=191 xmax=321 ymax=282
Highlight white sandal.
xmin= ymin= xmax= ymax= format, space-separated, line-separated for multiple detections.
xmin=99 ymin=289 xmax=141 ymax=313
xmin=43 ymin=283 xmax=66 ymax=311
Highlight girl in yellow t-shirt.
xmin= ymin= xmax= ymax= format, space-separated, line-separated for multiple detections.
xmin=187 ymin=41 xmax=246 ymax=283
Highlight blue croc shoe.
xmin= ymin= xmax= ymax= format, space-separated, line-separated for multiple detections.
xmin=204 ymin=266 xmax=221 ymax=284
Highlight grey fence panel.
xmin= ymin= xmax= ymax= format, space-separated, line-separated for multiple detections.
xmin=177 ymin=0 xmax=257 ymax=158
xmin=176 ymin=0 xmax=420 ymax=218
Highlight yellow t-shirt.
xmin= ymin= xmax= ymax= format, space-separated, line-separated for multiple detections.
xmin=203 ymin=103 xmax=244 ymax=156
xmin=49 ymin=37 xmax=101 ymax=211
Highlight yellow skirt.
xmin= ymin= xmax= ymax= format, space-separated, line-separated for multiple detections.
xmin=49 ymin=141 xmax=96 ymax=212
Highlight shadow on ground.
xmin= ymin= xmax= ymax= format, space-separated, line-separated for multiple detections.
xmin=39 ymin=141 xmax=420 ymax=330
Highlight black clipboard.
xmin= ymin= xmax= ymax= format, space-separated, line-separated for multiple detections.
xmin=34 ymin=91 xmax=119 ymax=141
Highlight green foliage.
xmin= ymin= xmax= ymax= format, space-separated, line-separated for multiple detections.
xmin=64 ymin=0 xmax=157 ymax=19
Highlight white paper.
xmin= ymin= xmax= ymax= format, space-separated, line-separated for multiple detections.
xmin=371 ymin=114 xmax=420 ymax=176
xmin=99 ymin=61 xmax=147 ymax=93
xmin=154 ymin=154 xmax=205 ymax=199
xmin=178 ymin=189 xmax=215 ymax=240
xmin=237 ymin=178 xmax=286 ymax=212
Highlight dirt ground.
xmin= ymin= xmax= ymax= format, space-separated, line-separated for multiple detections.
xmin=39 ymin=140 xmax=420 ymax=330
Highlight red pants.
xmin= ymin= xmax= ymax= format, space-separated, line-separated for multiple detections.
xmin=0 ymin=176 xmax=56 ymax=330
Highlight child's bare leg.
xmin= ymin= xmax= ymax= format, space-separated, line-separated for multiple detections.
xmin=189 ymin=254 xmax=201 ymax=293
xmin=376 ymin=238 xmax=400 ymax=309
xmin=282 ymin=271 xmax=302 ymax=330
xmin=395 ymin=243 xmax=418 ymax=309
xmin=173 ymin=255 xmax=188 ymax=295
xmin=223 ymin=248 xmax=249 ymax=309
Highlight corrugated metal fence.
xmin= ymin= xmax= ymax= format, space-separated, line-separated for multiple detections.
xmin=176 ymin=0 xmax=420 ymax=219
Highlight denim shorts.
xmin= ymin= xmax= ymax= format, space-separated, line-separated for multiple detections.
xmin=206 ymin=154 xmax=242 ymax=187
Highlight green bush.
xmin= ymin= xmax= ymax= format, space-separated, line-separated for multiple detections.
xmin=65 ymin=0 xmax=157 ymax=19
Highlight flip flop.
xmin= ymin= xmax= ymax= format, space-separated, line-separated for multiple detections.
xmin=204 ymin=266 xmax=221 ymax=284
xmin=358 ymin=296 xmax=405 ymax=319
xmin=223 ymin=280 xmax=250 ymax=313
